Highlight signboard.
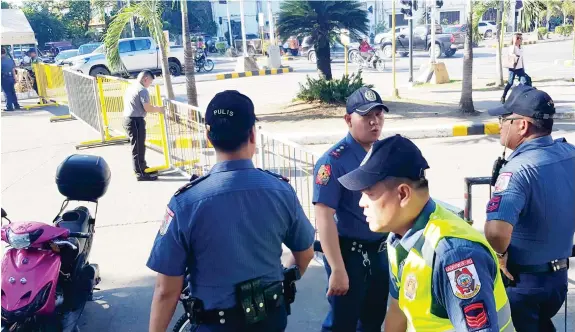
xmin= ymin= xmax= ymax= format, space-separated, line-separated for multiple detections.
xmin=340 ymin=28 xmax=350 ymax=46
xmin=258 ymin=13 xmax=265 ymax=27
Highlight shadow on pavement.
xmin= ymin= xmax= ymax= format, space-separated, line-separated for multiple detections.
xmin=78 ymin=265 xmax=329 ymax=332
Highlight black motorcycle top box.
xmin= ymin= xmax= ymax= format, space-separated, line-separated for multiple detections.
xmin=56 ymin=154 xmax=111 ymax=201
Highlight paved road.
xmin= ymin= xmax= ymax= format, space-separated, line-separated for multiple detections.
xmin=170 ymin=40 xmax=573 ymax=113
xmin=2 ymin=108 xmax=575 ymax=331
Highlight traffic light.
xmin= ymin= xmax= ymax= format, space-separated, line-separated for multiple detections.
xmin=436 ymin=0 xmax=443 ymax=8
xmin=400 ymin=0 xmax=413 ymax=19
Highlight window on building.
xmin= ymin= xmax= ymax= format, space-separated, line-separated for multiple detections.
xmin=482 ymin=8 xmax=497 ymax=21
xmin=439 ymin=11 xmax=461 ymax=25
xmin=389 ymin=14 xmax=408 ymax=27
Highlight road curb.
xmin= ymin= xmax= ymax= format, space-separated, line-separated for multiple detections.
xmin=215 ymin=67 xmax=294 ymax=80
xmin=276 ymin=112 xmax=575 ymax=145
xmin=489 ymin=40 xmax=537 ymax=48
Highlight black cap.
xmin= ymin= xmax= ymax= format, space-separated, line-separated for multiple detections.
xmin=205 ymin=90 xmax=257 ymax=140
xmin=346 ymin=87 xmax=389 ymax=115
xmin=338 ymin=135 xmax=429 ymax=191
xmin=488 ymin=85 xmax=555 ymax=119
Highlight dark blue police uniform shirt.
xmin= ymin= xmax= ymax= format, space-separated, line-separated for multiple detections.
xmin=312 ymin=133 xmax=383 ymax=241
xmin=146 ymin=159 xmax=315 ymax=310
xmin=486 ymin=135 xmax=575 ymax=265
xmin=389 ymin=199 xmax=500 ymax=331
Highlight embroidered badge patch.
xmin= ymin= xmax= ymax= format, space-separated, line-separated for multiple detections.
xmin=159 ymin=206 xmax=174 ymax=236
xmin=462 ymin=301 xmax=490 ymax=331
xmin=364 ymin=89 xmax=377 ymax=101
xmin=315 ymin=164 xmax=332 ymax=186
xmin=445 ymin=258 xmax=481 ymax=300
xmin=486 ymin=195 xmax=502 ymax=213
xmin=404 ymin=273 xmax=418 ymax=301
xmin=493 ymin=172 xmax=512 ymax=193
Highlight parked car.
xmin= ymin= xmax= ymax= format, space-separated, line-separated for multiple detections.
xmin=379 ymin=25 xmax=457 ymax=58
xmin=300 ymin=37 xmax=360 ymax=64
xmin=374 ymin=26 xmax=408 ymax=44
xmin=54 ymin=49 xmax=79 ymax=64
xmin=78 ymin=43 xmax=102 ymax=55
xmin=63 ymin=37 xmax=185 ymax=77
xmin=478 ymin=21 xmax=498 ymax=38
xmin=441 ymin=25 xmax=466 ymax=50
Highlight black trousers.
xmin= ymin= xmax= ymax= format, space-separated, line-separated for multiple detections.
xmin=123 ymin=117 xmax=148 ymax=176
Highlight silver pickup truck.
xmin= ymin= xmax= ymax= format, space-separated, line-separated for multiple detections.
xmin=64 ymin=37 xmax=186 ymax=77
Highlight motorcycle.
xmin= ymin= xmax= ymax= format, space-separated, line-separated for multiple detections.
xmin=355 ymin=49 xmax=386 ymax=72
xmin=1 ymin=154 xmax=111 ymax=332
xmin=195 ymin=53 xmax=215 ymax=73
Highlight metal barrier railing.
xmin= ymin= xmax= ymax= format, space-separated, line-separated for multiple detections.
xmin=62 ymin=70 xmax=104 ymax=141
xmin=38 ymin=63 xmax=68 ymax=106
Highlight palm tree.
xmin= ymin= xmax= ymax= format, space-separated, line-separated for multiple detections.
xmin=277 ymin=0 xmax=368 ymax=80
xmin=179 ymin=0 xmax=198 ymax=106
xmin=459 ymin=0 xmax=477 ymax=114
xmin=541 ymin=0 xmax=561 ymax=29
xmin=104 ymin=0 xmax=175 ymax=99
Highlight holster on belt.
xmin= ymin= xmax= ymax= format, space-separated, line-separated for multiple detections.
xmin=282 ymin=265 xmax=301 ymax=315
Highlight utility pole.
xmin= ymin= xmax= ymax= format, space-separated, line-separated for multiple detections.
xmin=226 ymin=1 xmax=233 ymax=49
xmin=392 ymin=0 xmax=399 ymax=98
xmin=430 ymin=1 xmax=437 ymax=63
xmin=267 ymin=1 xmax=275 ymax=45
xmin=239 ymin=0 xmax=248 ymax=57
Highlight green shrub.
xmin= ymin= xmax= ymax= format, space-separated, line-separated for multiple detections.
xmin=561 ymin=24 xmax=573 ymax=36
xmin=215 ymin=42 xmax=227 ymax=55
xmin=537 ymin=27 xmax=548 ymax=39
xmin=555 ymin=26 xmax=564 ymax=36
xmin=296 ymin=71 xmax=373 ymax=104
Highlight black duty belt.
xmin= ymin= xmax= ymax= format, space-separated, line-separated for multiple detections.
xmin=338 ymin=236 xmax=387 ymax=253
xmin=193 ymin=281 xmax=284 ymax=325
xmin=509 ymin=258 xmax=569 ymax=274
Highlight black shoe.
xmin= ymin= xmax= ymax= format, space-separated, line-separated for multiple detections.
xmin=4 ymin=108 xmax=14 ymax=112
xmin=137 ymin=174 xmax=158 ymax=181
xmin=14 ymin=105 xmax=21 ymax=110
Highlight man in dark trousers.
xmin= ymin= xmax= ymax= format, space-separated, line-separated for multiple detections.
xmin=123 ymin=70 xmax=164 ymax=181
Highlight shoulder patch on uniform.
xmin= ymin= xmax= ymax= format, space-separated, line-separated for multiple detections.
xmin=258 ymin=168 xmax=289 ymax=182
xmin=462 ymin=301 xmax=490 ymax=331
xmin=493 ymin=172 xmax=512 ymax=193
xmin=404 ymin=273 xmax=418 ymax=301
xmin=174 ymin=174 xmax=209 ymax=196
xmin=159 ymin=206 xmax=174 ymax=236
xmin=329 ymin=143 xmax=347 ymax=159
xmin=315 ymin=164 xmax=332 ymax=185
xmin=445 ymin=258 xmax=481 ymax=300
xmin=486 ymin=195 xmax=502 ymax=213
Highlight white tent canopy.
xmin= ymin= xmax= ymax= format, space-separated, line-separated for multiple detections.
xmin=1 ymin=9 xmax=37 ymax=46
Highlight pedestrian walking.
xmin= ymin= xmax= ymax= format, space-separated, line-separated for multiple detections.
xmin=313 ymin=87 xmax=389 ymax=331
xmin=485 ymin=85 xmax=575 ymax=331
xmin=1 ymin=48 xmax=21 ymax=111
xmin=122 ymin=70 xmax=164 ymax=181
xmin=338 ymin=135 xmax=515 ymax=332
xmin=146 ymin=90 xmax=315 ymax=332
xmin=501 ymin=33 xmax=531 ymax=103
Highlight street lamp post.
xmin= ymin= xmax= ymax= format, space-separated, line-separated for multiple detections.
xmin=226 ymin=1 xmax=233 ymax=49
xmin=239 ymin=0 xmax=248 ymax=57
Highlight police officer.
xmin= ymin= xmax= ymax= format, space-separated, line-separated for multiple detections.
xmin=22 ymin=48 xmax=45 ymax=103
xmin=338 ymin=135 xmax=515 ymax=332
xmin=313 ymin=86 xmax=389 ymax=331
xmin=122 ymin=70 xmax=163 ymax=181
xmin=146 ymin=90 xmax=315 ymax=332
xmin=484 ymin=85 xmax=575 ymax=331
xmin=1 ymin=48 xmax=21 ymax=111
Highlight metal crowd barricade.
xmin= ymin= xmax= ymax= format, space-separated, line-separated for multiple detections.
xmin=62 ymin=69 xmax=104 ymax=143
xmin=463 ymin=176 xmax=492 ymax=224
xmin=255 ymin=129 xmax=318 ymax=231
xmin=164 ymin=99 xmax=213 ymax=175
xmin=39 ymin=63 xmax=68 ymax=106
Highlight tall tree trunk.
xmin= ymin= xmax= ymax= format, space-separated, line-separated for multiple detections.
xmin=182 ymin=0 xmax=198 ymax=106
xmin=315 ymin=34 xmax=332 ymax=80
xmin=496 ymin=1 xmax=504 ymax=86
xmin=460 ymin=0 xmax=476 ymax=114
xmin=156 ymin=24 xmax=175 ymax=100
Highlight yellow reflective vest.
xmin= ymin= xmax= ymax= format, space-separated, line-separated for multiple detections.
xmin=387 ymin=203 xmax=515 ymax=331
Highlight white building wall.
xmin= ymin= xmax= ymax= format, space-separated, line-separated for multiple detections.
xmin=211 ymin=0 xmax=281 ymax=38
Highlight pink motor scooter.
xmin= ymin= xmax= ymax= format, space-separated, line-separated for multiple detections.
xmin=1 ymin=154 xmax=111 ymax=332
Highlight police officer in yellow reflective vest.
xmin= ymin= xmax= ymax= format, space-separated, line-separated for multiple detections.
xmin=338 ymin=135 xmax=515 ymax=332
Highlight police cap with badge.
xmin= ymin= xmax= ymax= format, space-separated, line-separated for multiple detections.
xmin=346 ymin=86 xmax=389 ymax=116
xmin=338 ymin=134 xmax=429 ymax=191
xmin=487 ymin=85 xmax=555 ymax=187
